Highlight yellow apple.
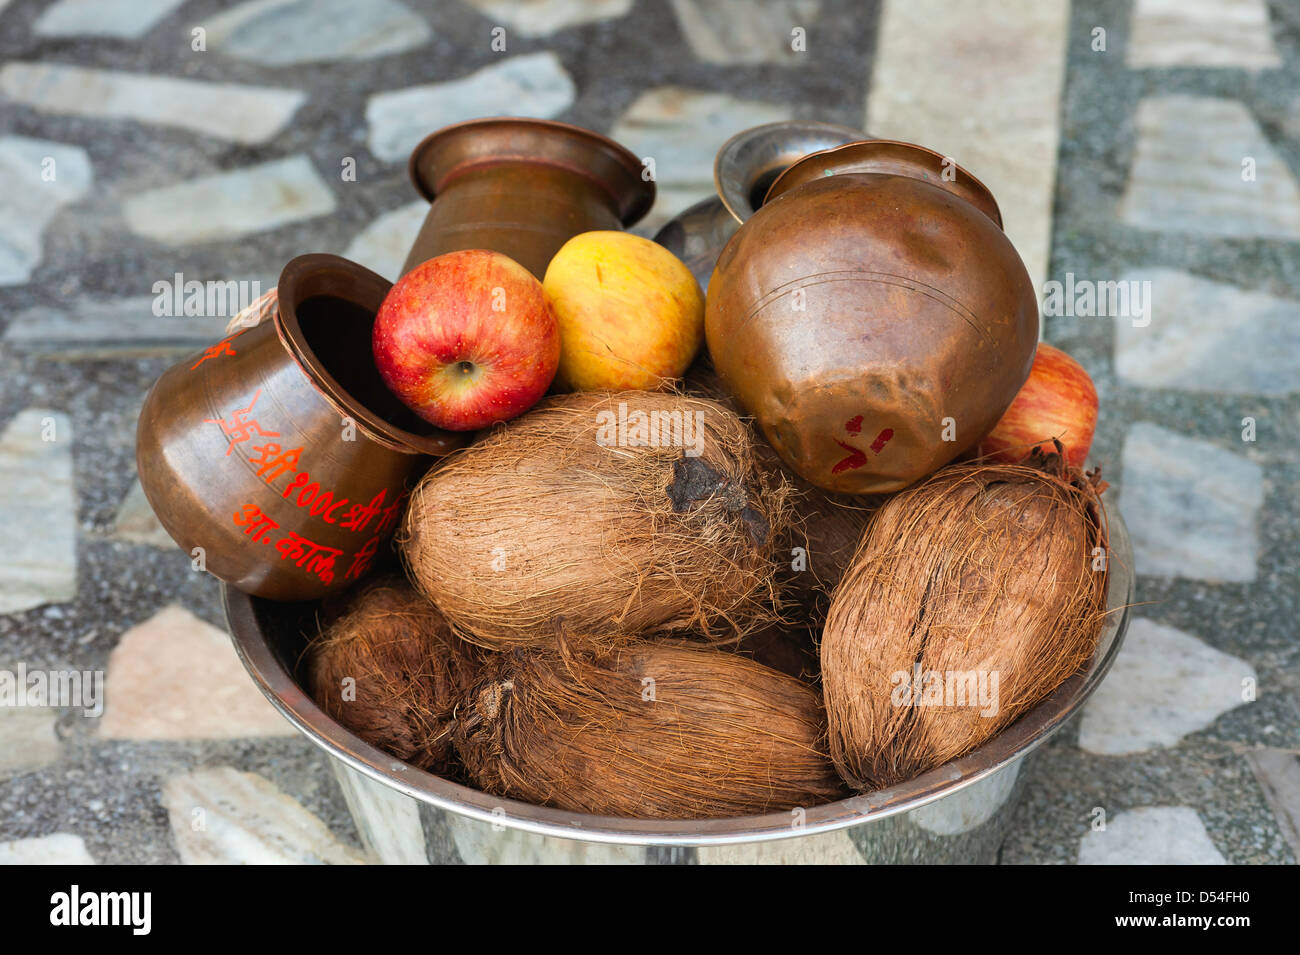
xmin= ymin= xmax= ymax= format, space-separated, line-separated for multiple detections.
xmin=543 ymin=231 xmax=705 ymax=391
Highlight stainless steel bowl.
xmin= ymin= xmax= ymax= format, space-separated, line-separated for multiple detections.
xmin=224 ymin=514 xmax=1132 ymax=864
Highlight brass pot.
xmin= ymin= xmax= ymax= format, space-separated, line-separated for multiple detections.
xmin=136 ymin=254 xmax=462 ymax=601
xmin=401 ymin=117 xmax=655 ymax=278
xmin=705 ymin=140 xmax=1038 ymax=494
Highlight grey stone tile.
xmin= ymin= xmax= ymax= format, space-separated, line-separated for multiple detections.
xmin=464 ymin=0 xmax=633 ymax=38
xmin=162 ymin=766 xmax=366 ymax=864
xmin=1078 ymin=618 xmax=1257 ymax=755
xmin=610 ymin=87 xmax=790 ymax=230
xmin=108 ymin=480 xmax=175 ymax=549
xmin=1118 ymin=422 xmax=1263 ymax=583
xmin=33 ymin=0 xmax=186 ymax=39
xmin=1246 ymin=748 xmax=1300 ymax=860
xmin=669 ymin=0 xmax=821 ymax=65
xmin=1127 ymin=0 xmax=1280 ymax=69
xmin=365 ymin=52 xmax=575 ymax=163
xmin=1 ymin=62 xmax=305 ymax=145
xmin=203 ymin=0 xmax=431 ymax=65
xmin=0 ymin=409 xmax=76 ymax=614
xmin=1115 ymin=268 xmax=1300 ymax=396
xmin=0 ymin=136 xmax=92 ymax=286
xmin=121 ymin=155 xmax=336 ymax=244
xmin=1119 ymin=95 xmax=1300 ymax=239
xmin=1078 ymin=806 xmax=1227 ymax=864
xmin=0 ymin=832 xmax=95 ymax=864
xmin=0 ymin=707 xmax=60 ymax=776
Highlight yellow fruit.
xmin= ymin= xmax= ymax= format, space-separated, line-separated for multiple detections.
xmin=543 ymin=231 xmax=705 ymax=392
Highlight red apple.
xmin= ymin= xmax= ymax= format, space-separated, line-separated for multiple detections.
xmin=372 ymin=250 xmax=560 ymax=431
xmin=977 ymin=342 xmax=1098 ymax=469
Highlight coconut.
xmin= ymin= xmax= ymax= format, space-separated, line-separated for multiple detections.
xmin=401 ymin=391 xmax=789 ymax=649
xmin=684 ymin=358 xmax=874 ymax=602
xmin=821 ymin=445 xmax=1110 ymax=790
xmin=304 ymin=576 xmax=481 ymax=774
xmin=453 ymin=638 xmax=847 ymax=818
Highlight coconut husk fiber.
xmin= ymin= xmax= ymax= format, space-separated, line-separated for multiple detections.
xmin=453 ymin=637 xmax=847 ymax=818
xmin=821 ymin=446 xmax=1110 ymax=790
xmin=683 ymin=357 xmax=875 ymax=602
xmin=401 ymin=391 xmax=790 ymax=649
xmin=304 ymin=576 xmax=481 ymax=774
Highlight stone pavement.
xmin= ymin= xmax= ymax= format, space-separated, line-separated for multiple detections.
xmin=0 ymin=0 xmax=1295 ymax=864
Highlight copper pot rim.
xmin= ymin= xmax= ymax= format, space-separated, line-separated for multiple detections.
xmin=765 ymin=139 xmax=1004 ymax=228
xmin=713 ymin=119 xmax=867 ymax=224
xmin=405 ymin=116 xmax=656 ymax=227
xmin=275 ymin=253 xmax=462 ymax=458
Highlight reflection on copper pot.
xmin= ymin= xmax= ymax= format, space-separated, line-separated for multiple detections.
xmin=705 ymin=140 xmax=1038 ymax=494
xmin=401 ymin=117 xmax=655 ymax=279
xmin=136 ymin=254 xmax=463 ymax=601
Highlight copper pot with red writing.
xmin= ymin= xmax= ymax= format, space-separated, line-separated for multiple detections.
xmin=136 ymin=254 xmax=463 ymax=601
xmin=705 ymin=140 xmax=1039 ymax=494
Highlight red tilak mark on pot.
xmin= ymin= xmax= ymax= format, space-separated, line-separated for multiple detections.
xmin=831 ymin=439 xmax=867 ymax=474
xmin=845 ymin=415 xmax=863 ymax=434
xmin=870 ymin=428 xmax=894 ymax=454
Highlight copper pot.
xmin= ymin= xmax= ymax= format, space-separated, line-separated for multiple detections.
xmin=136 ymin=254 xmax=462 ymax=601
xmin=401 ymin=117 xmax=655 ymax=279
xmin=705 ymin=140 xmax=1038 ymax=494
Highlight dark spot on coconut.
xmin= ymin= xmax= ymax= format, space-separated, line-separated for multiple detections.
xmin=668 ymin=456 xmax=769 ymax=547
xmin=668 ymin=455 xmax=725 ymax=511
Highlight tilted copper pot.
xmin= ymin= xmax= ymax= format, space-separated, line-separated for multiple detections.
xmin=136 ymin=254 xmax=462 ymax=601
xmin=705 ymin=140 xmax=1039 ymax=494
xmin=401 ymin=117 xmax=655 ymax=278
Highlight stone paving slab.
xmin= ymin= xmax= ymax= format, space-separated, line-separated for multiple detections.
xmin=0 ymin=62 xmax=305 ymax=145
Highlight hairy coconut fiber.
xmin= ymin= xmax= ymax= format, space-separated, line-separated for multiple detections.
xmin=453 ymin=638 xmax=847 ymax=818
xmin=401 ymin=391 xmax=790 ymax=649
xmin=684 ymin=358 xmax=874 ymax=602
xmin=304 ymin=577 xmax=481 ymax=774
xmin=821 ymin=446 xmax=1110 ymax=790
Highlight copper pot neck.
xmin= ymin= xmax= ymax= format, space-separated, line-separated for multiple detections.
xmin=766 ymin=140 xmax=1003 ymax=228
xmin=406 ymin=117 xmax=655 ymax=226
